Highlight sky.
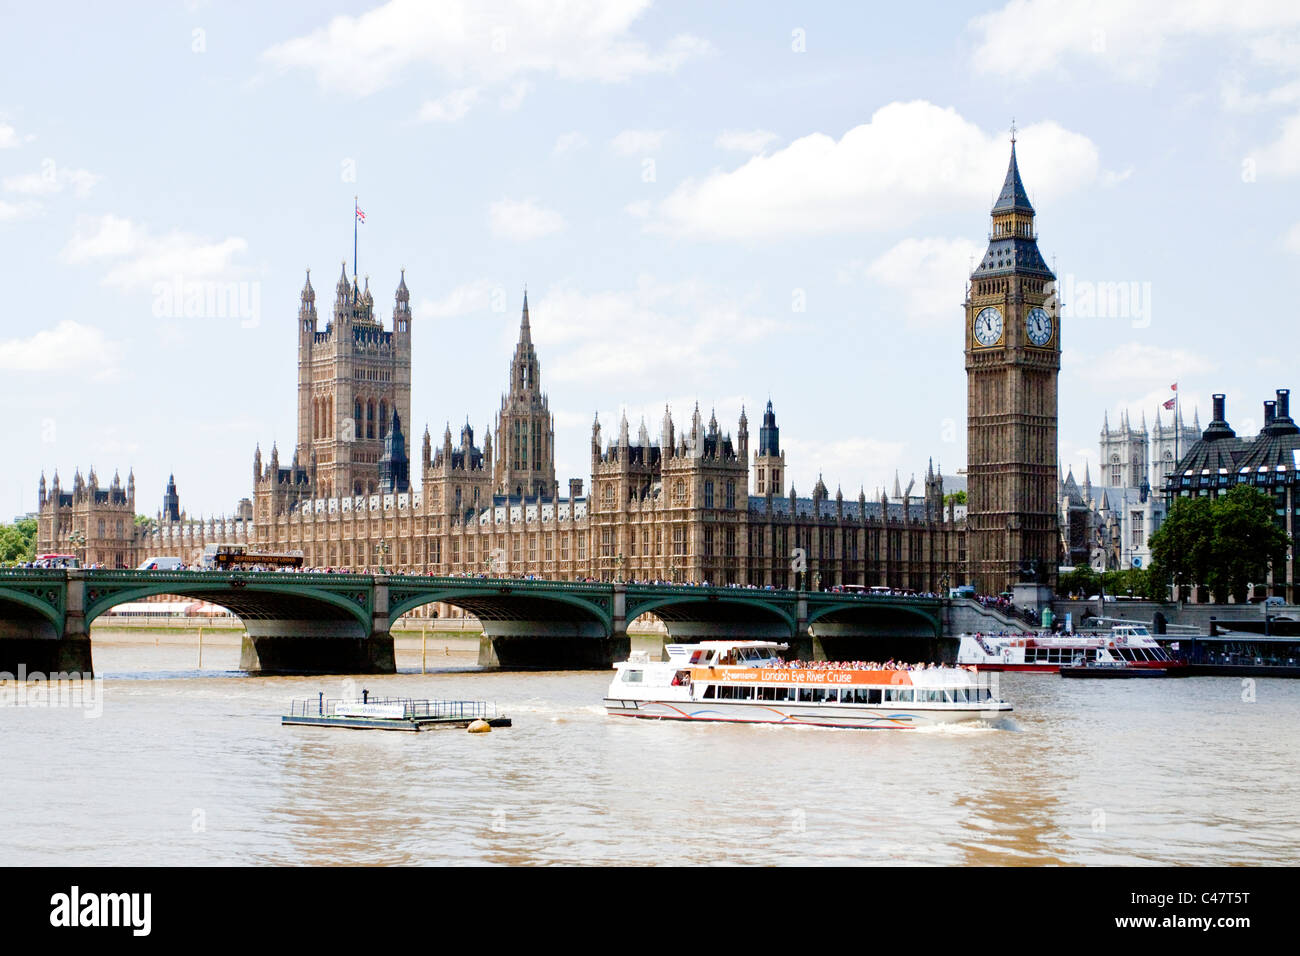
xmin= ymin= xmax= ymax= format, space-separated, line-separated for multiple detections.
xmin=4 ymin=0 xmax=1300 ymax=520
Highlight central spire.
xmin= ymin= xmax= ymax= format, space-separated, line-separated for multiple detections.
xmin=519 ymin=287 xmax=531 ymax=344
xmin=992 ymin=137 xmax=1034 ymax=216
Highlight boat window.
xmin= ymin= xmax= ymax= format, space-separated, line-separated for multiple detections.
xmin=690 ymin=651 xmax=704 ymax=664
xmin=772 ymin=687 xmax=792 ymax=702
xmin=702 ymin=684 xmax=716 ymax=699
xmin=798 ymin=687 xmax=826 ymax=703
xmin=624 ymin=669 xmax=643 ymax=683
xmin=758 ymin=686 xmax=777 ymax=701
xmin=884 ymin=688 xmax=913 ymax=703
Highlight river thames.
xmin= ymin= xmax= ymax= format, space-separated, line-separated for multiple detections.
xmin=3 ymin=638 xmax=1297 ymax=866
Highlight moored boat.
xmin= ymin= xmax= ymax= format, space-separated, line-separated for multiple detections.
xmin=604 ymin=641 xmax=1011 ymax=729
xmin=958 ymin=623 xmax=1185 ymax=673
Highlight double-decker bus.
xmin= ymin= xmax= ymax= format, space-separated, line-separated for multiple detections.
xmin=204 ymin=544 xmax=304 ymax=571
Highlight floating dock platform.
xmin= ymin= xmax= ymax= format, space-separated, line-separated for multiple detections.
xmin=283 ymin=694 xmax=511 ymax=732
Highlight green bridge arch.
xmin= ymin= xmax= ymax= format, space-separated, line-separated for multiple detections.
xmin=81 ymin=573 xmax=374 ymax=632
xmin=387 ymin=582 xmax=613 ymax=635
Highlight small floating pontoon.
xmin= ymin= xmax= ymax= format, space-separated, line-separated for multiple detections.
xmin=283 ymin=693 xmax=511 ymax=732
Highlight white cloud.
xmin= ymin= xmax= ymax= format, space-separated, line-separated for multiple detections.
xmin=416 ymin=87 xmax=480 ymax=123
xmin=4 ymin=164 xmax=102 ymax=197
xmin=860 ymin=237 xmax=985 ymax=325
xmin=1283 ymin=221 xmax=1300 ymax=254
xmin=488 ymin=197 xmax=565 ymax=241
xmin=262 ymin=0 xmax=708 ymax=96
xmin=969 ymin=0 xmax=1300 ymax=81
xmin=0 ymin=321 xmax=123 ymax=379
xmin=652 ymin=101 xmax=1099 ymax=239
xmin=499 ymin=79 xmax=532 ymax=111
xmin=782 ymin=436 xmax=909 ymax=503
xmin=715 ymin=129 xmax=778 ymax=153
xmin=1065 ymin=343 xmax=1212 ymax=390
xmin=419 ymin=279 xmax=502 ymax=318
xmin=532 ymin=276 xmax=787 ymax=385
xmin=624 ymin=199 xmax=652 ymax=219
xmin=61 ymin=214 xmax=250 ymax=290
xmin=610 ymin=128 xmax=666 ymax=155
xmin=1252 ymin=112 xmax=1300 ymax=177
xmin=553 ymin=131 xmax=588 ymax=156
xmin=0 ymin=198 xmax=42 ymax=222
xmin=0 ymin=123 xmax=32 ymax=149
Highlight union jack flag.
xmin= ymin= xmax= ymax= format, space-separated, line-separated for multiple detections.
xmin=355 ymin=205 xmax=365 ymax=223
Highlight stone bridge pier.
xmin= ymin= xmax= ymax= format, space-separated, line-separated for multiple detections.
xmin=237 ymin=576 xmax=394 ymax=675
xmin=472 ymin=583 xmax=628 ymax=668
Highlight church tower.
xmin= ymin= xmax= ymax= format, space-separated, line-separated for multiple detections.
xmin=965 ymin=134 xmax=1060 ymax=593
xmin=494 ymin=291 xmax=557 ymax=498
xmin=752 ymin=400 xmax=785 ymax=497
xmin=293 ymin=264 xmax=412 ymax=499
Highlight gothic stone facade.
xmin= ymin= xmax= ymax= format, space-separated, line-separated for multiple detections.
xmin=247 ymin=270 xmax=968 ymax=592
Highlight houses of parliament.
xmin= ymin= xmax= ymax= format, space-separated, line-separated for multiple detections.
xmin=37 ymin=141 xmax=1065 ymax=596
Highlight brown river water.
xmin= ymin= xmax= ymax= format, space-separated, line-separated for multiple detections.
xmin=2 ymin=636 xmax=1298 ymax=866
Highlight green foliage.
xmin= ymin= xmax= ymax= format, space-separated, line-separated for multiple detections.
xmin=1058 ymin=566 xmax=1099 ymax=597
xmin=944 ymin=490 xmax=967 ymax=506
xmin=0 ymin=518 xmax=38 ymax=564
xmin=1149 ymin=486 xmax=1290 ymax=603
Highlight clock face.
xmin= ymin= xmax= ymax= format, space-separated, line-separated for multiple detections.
xmin=973 ymin=307 xmax=1003 ymax=347
xmin=1026 ymin=306 xmax=1053 ymax=346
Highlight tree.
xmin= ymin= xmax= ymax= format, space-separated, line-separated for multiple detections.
xmin=1149 ymin=495 xmax=1215 ymax=600
xmin=1150 ymin=487 xmax=1289 ymax=603
xmin=1205 ymin=485 xmax=1290 ymax=603
xmin=944 ymin=490 xmax=967 ymax=506
xmin=0 ymin=518 xmax=38 ymax=564
xmin=1059 ymin=566 xmax=1099 ymax=597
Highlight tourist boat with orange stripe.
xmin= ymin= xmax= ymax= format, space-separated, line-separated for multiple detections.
xmin=604 ymin=641 xmax=1011 ymax=729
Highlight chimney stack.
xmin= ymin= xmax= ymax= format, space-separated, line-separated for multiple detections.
xmin=1264 ymin=400 xmax=1277 ymax=428
xmin=1277 ymin=388 xmax=1291 ymax=421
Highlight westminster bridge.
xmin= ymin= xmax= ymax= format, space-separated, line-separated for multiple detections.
xmin=0 ymin=569 xmax=961 ymax=674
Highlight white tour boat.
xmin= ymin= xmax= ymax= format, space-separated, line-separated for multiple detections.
xmin=957 ymin=623 xmax=1184 ymax=673
xmin=604 ymin=641 xmax=1011 ymax=729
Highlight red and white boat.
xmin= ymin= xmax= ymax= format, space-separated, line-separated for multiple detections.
xmin=957 ymin=624 xmax=1185 ymax=673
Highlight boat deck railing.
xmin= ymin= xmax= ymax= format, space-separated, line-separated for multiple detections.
xmin=287 ymin=697 xmax=498 ymax=720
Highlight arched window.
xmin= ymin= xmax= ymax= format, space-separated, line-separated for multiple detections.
xmin=354 ymin=400 xmax=362 ymax=441
xmin=367 ymin=401 xmax=375 ymax=439
xmin=1110 ymin=454 xmax=1121 ymax=486
xmin=379 ymin=400 xmax=388 ymax=439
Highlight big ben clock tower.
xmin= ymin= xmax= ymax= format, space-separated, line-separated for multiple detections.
xmin=965 ymin=133 xmax=1059 ymax=595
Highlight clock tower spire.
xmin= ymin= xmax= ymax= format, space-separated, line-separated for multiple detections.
xmin=964 ymin=135 xmax=1060 ymax=594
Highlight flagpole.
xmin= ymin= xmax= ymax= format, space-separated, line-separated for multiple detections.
xmin=353 ymin=194 xmax=358 ymax=283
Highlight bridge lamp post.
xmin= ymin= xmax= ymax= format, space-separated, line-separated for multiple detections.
xmin=68 ymin=528 xmax=86 ymax=566
xmin=668 ymin=558 xmax=677 ymax=585
xmin=615 ymin=552 xmax=624 ymax=584
xmin=376 ymin=540 xmax=389 ymax=575
xmin=813 ymin=571 xmax=821 ymax=592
